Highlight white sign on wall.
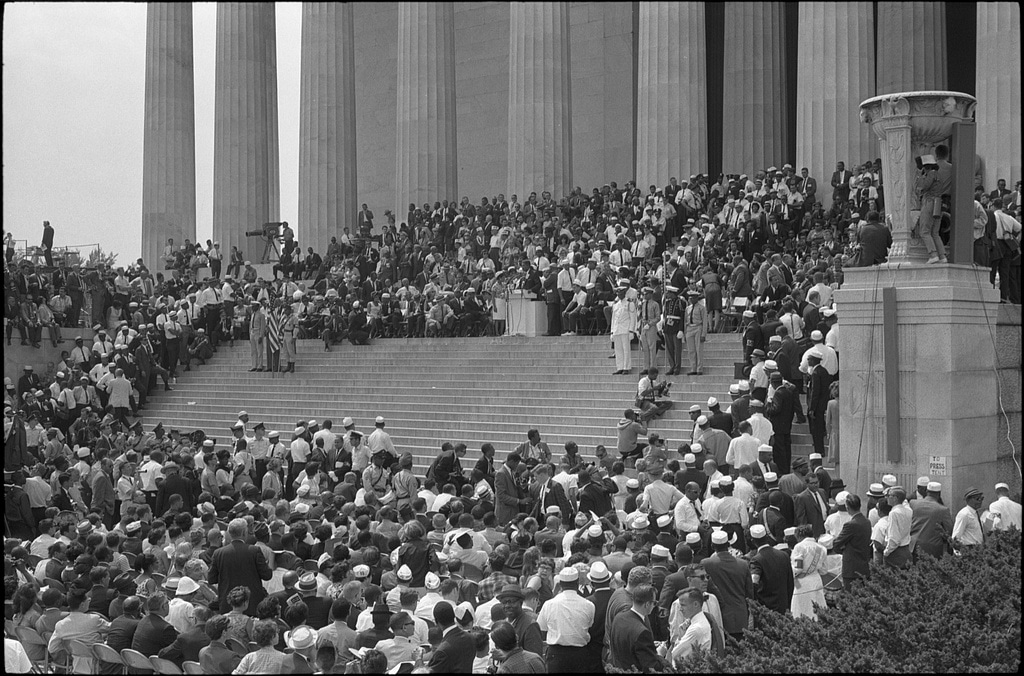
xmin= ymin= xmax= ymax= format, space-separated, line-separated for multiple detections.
xmin=929 ymin=456 xmax=948 ymax=476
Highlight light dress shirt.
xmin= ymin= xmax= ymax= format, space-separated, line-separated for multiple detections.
xmin=885 ymin=503 xmax=913 ymax=556
xmin=536 ymin=590 xmax=595 ymax=647
xmin=952 ymin=506 xmax=985 ymax=546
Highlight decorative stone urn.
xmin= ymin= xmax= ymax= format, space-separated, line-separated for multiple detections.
xmin=859 ymin=91 xmax=977 ymax=262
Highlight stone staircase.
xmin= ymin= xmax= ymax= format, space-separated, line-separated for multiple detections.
xmin=141 ymin=334 xmax=814 ymax=474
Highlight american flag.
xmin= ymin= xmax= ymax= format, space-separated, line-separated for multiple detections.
xmin=267 ymin=309 xmax=281 ymax=352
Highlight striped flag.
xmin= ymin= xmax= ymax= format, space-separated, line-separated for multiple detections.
xmin=267 ymin=309 xmax=281 ymax=352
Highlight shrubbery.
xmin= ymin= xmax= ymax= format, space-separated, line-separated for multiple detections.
xmin=615 ymin=530 xmax=1021 ymax=673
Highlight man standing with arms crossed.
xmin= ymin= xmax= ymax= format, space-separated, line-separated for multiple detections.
xmin=682 ymin=291 xmax=708 ymax=376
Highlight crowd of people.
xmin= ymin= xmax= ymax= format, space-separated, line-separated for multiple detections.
xmin=4 ymin=158 xmax=1022 ymax=674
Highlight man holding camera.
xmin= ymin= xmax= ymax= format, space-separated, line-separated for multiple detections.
xmin=636 ymin=367 xmax=672 ymax=422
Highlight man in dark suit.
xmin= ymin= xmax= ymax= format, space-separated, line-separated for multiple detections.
xmin=131 ymin=593 xmax=179 ymax=656
xmin=754 ymin=472 xmax=794 ymax=527
xmin=753 ymin=489 xmax=789 ymax=543
xmin=208 ymin=518 xmax=272 ymax=615
xmin=747 ymin=445 xmax=778 ymax=481
xmin=608 ymin=584 xmax=667 ymax=673
xmin=158 ymin=606 xmax=211 ymax=666
xmin=658 ymin=544 xmax=694 ymax=620
xmin=87 ymin=567 xmax=117 ymax=617
xmin=833 ymin=494 xmax=873 ymax=586
xmin=426 ymin=602 xmax=476 ymax=673
xmin=155 ymin=462 xmax=195 ymax=516
xmin=793 ymin=474 xmax=828 ymax=537
xmin=494 ymin=453 xmax=527 ymax=526
xmin=741 ymin=314 xmax=764 ymax=367
xmin=106 ymin=596 xmax=143 ymax=654
xmin=748 ymin=525 xmax=794 ymax=614
xmin=830 ymin=161 xmax=851 ymax=205
xmin=674 ymin=453 xmax=708 ymax=496
xmin=766 ymin=372 xmax=796 ymax=474
xmin=799 ymin=167 xmax=818 ymax=204
xmin=528 ymin=463 xmax=572 ymax=523
xmin=703 ymin=531 xmax=755 ymax=639
xmin=806 ymin=354 xmax=829 ymax=456
xmin=909 ymin=482 xmax=954 ymax=560
xmin=854 ymin=211 xmax=893 ymax=267
xmin=583 ymin=562 xmax=614 ymax=671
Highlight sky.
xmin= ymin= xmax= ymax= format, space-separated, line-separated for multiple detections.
xmin=3 ymin=2 xmax=303 ymax=264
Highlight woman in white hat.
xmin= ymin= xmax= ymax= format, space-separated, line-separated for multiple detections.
xmin=789 ymin=524 xmax=829 ymax=619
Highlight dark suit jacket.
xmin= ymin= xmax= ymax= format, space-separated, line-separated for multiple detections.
xmin=856 ymin=222 xmax=893 ymax=266
xmin=131 ymin=614 xmax=178 ymax=655
xmin=807 ymin=365 xmax=830 ymax=414
xmin=208 ymin=540 xmax=273 ymax=614
xmin=659 ymin=570 xmax=689 ymax=615
xmin=88 ymin=584 xmax=117 ymax=617
xmin=674 ymin=467 xmax=708 ymax=495
xmin=703 ymin=551 xmax=755 ymax=634
xmin=747 ymin=459 xmax=779 ymax=481
xmin=750 ymin=545 xmax=794 ymax=613
xmin=426 ymin=625 xmax=476 ymax=673
xmin=106 ymin=615 xmax=140 ymax=653
xmin=586 ymin=586 xmax=614 ymax=653
xmin=833 ymin=512 xmax=873 ymax=580
xmin=156 ymin=473 xmax=196 ymax=515
xmin=909 ymin=497 xmax=953 ymax=559
xmin=754 ymin=488 xmax=794 ymax=527
xmin=529 ymin=479 xmax=572 ymax=523
xmin=767 ymin=385 xmax=796 ymax=435
xmin=494 ymin=464 xmax=523 ymax=526
xmin=158 ymin=625 xmax=211 ymax=665
xmin=753 ymin=505 xmax=788 ymax=544
xmin=708 ymin=411 xmax=734 ymax=436
xmin=578 ymin=479 xmax=616 ymax=517
xmin=608 ymin=608 xmax=664 ymax=673
xmin=793 ymin=488 xmax=827 ymax=537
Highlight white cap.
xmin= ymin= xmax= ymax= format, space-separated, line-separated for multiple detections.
xmin=656 ymin=514 xmax=672 ymax=528
xmin=631 ymin=515 xmax=649 ymax=529
xmin=397 ymin=565 xmax=413 ymax=581
xmin=995 ymin=482 xmax=1010 ymax=491
xmin=917 ymin=476 xmax=931 ymax=487
xmin=809 ymin=453 xmax=822 ymax=461
xmin=626 ymin=478 xmax=640 ymax=489
xmin=689 ymin=405 xmax=701 ymax=413
xmin=425 ymin=572 xmax=440 ymax=590
xmin=375 ymin=416 xmax=385 ymax=424
xmin=758 ymin=444 xmax=773 ymax=455
xmin=926 ymin=482 xmax=942 ymax=493
xmin=342 ymin=417 xmax=354 ymax=427
xmin=587 ymin=524 xmax=603 ymax=538
xmin=784 ymin=527 xmax=798 ymax=537
xmin=719 ymin=476 xmax=733 ymax=487
xmin=177 ymin=577 xmax=200 ymax=596
xmin=545 ymin=505 xmax=561 ymax=515
xmin=295 ymin=503 xmax=310 ymax=514
xmin=322 ymin=552 xmax=336 ymax=567
xmin=651 ymin=544 xmax=670 ymax=558
xmin=707 ymin=397 xmax=718 ymax=407
xmin=836 ymin=491 xmax=850 ymax=505
xmin=690 ymin=443 xmax=702 ymax=453
xmin=238 ymin=410 xmax=248 ymax=417
xmin=738 ymin=381 xmax=750 ymax=392
xmin=685 ymin=532 xmax=702 ymax=545
xmin=711 ymin=531 xmax=729 ymax=545
xmin=696 ymin=415 xmax=709 ymax=426
xmin=882 ymin=474 xmax=897 ymax=487
xmin=764 ymin=472 xmax=778 ymax=483
xmin=728 ymin=384 xmax=740 ymax=394
xmin=557 ymin=567 xmax=579 ymax=583
xmin=750 ymin=524 xmax=768 ymax=539
xmin=353 ymin=565 xmax=370 ymax=579
xmin=811 ymin=330 xmax=824 ymax=341
xmin=683 ymin=453 xmax=696 ymax=465
xmin=764 ymin=360 xmax=777 ymax=371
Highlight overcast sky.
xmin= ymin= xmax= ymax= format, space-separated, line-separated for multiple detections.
xmin=3 ymin=2 xmax=302 ymax=264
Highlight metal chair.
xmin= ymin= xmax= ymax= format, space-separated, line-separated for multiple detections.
xmin=150 ymin=656 xmax=184 ymax=675
xmin=69 ymin=639 xmax=98 ymax=674
xmin=92 ymin=643 xmax=127 ymax=675
xmin=182 ymin=662 xmax=204 ymax=675
xmin=120 ymin=648 xmax=157 ymax=674
xmin=14 ymin=626 xmax=52 ymax=673
xmin=44 ymin=577 xmax=66 ymax=592
xmin=224 ymin=637 xmax=249 ymax=657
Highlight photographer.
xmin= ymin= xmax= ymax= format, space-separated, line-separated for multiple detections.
xmin=636 ymin=367 xmax=673 ymax=422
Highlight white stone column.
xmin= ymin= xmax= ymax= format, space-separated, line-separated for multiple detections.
xmin=636 ymin=2 xmax=707 ymax=189
xmin=396 ymin=2 xmax=458 ymax=218
xmin=975 ymin=2 xmax=1021 ymax=187
xmin=507 ymin=2 xmax=572 ymax=200
xmin=299 ymin=3 xmax=358 ymax=252
xmin=796 ymin=2 xmax=875 ymax=186
xmin=213 ymin=2 xmax=273 ymax=263
xmin=877 ymin=2 xmax=946 ymax=93
xmin=264 ymin=5 xmax=280 ymax=222
xmin=721 ymin=1 xmax=788 ymax=174
xmin=142 ymin=3 xmax=196 ymax=272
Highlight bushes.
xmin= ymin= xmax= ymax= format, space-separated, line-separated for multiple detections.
xmin=615 ymin=530 xmax=1021 ymax=673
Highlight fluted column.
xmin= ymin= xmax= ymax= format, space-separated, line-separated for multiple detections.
xmin=142 ymin=3 xmax=196 ymax=272
xmin=877 ymin=2 xmax=946 ymax=93
xmin=396 ymin=2 xmax=458 ymax=218
xmin=298 ymin=3 xmax=357 ymax=252
xmin=796 ymin=2 xmax=875 ymax=185
xmin=976 ymin=3 xmax=1021 ymax=187
xmin=507 ymin=2 xmax=572 ymax=199
xmin=636 ymin=2 xmax=707 ymax=188
xmin=264 ymin=5 xmax=280 ymax=222
xmin=721 ymin=2 xmax=788 ymax=174
xmin=213 ymin=3 xmax=274 ymax=263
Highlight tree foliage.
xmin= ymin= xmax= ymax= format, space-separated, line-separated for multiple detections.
xmin=86 ymin=245 xmax=118 ymax=268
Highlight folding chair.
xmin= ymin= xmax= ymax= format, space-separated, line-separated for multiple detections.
xmin=182 ymin=661 xmax=204 ymax=675
xmin=68 ymin=639 xmax=98 ymax=675
xmin=93 ymin=643 xmax=127 ymax=675
xmin=150 ymin=656 xmax=184 ymax=675
xmin=15 ymin=626 xmax=52 ymax=672
xmin=120 ymin=648 xmax=157 ymax=674
xmin=225 ymin=637 xmax=249 ymax=657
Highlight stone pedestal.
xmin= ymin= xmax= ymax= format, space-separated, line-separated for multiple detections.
xmin=635 ymin=2 xmax=707 ymax=189
xmin=796 ymin=2 xmax=875 ymax=185
xmin=721 ymin=1 xmax=787 ymax=174
xmin=859 ymin=91 xmax=976 ymax=263
xmin=213 ymin=2 xmax=275 ymax=263
xmin=507 ymin=2 xmax=572 ymax=200
xmin=877 ymin=2 xmax=946 ymax=93
xmin=835 ymin=265 xmax=1003 ymax=513
xmin=396 ymin=2 xmax=458 ymax=216
xmin=299 ymin=2 xmax=357 ymax=252
xmin=975 ymin=2 xmax=1022 ymax=187
xmin=142 ymin=3 xmax=196 ymax=272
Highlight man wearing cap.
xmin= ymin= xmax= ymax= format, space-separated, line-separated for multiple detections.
xmin=799 ymin=328 xmax=839 ymax=379
xmin=609 ymin=285 xmax=637 ymax=375
xmin=982 ymin=482 xmax=1022 ymax=532
xmin=537 ymin=566 xmax=597 ymax=672
xmin=496 ymin=584 xmax=545 ymax=657
xmin=805 ymin=353 xmax=830 ymax=457
xmin=681 ymin=290 xmax=708 ymax=375
xmin=909 ymin=482 xmax=953 ymax=560
xmin=703 ymin=530 xmax=754 ymax=639
xmin=833 ymin=494 xmax=872 ymax=586
xmin=748 ymin=524 xmax=794 ymax=614
xmin=695 ymin=415 xmax=732 ymax=476
xmin=952 ymin=487 xmax=987 ymax=549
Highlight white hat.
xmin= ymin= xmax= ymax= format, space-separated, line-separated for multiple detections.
xmin=683 ymin=453 xmax=696 ymax=465
xmin=545 ymin=505 xmax=561 ymax=515
xmin=750 ymin=524 xmax=768 ymax=539
xmin=821 ymin=308 xmax=836 ymax=317
xmin=719 ymin=476 xmax=733 ymax=487
xmin=285 ymin=625 xmax=318 ymax=651
xmin=809 ymin=453 xmax=822 ymax=461
xmin=882 ymin=474 xmax=898 ymax=487
xmin=342 ymin=417 xmax=354 ymax=427
xmin=758 ymin=444 xmax=773 ymax=455
xmin=203 ymin=439 xmax=215 ymax=447
xmin=688 ymin=404 xmax=701 ymax=413
xmin=321 ymin=553 xmax=335 ymax=568
xmin=353 ymin=564 xmax=370 ymax=579
xmin=587 ymin=523 xmax=603 ymax=538
xmin=397 ymin=565 xmax=413 ymax=581
xmin=707 ymin=397 xmax=718 ymax=407
xmin=738 ymin=381 xmax=750 ymax=392
xmin=917 ymin=476 xmax=931 ymax=487
xmin=690 ymin=443 xmax=702 ymax=453
xmin=696 ymin=415 xmax=709 ymax=426
xmin=76 ymin=447 xmax=91 ymax=458
xmin=656 ymin=514 xmax=672 ymax=528
xmin=685 ymin=532 xmax=702 ymax=545
xmin=742 ymin=310 xmax=756 ymax=318
xmin=783 ymin=527 xmax=798 ymax=537
xmin=238 ymin=410 xmax=248 ymax=417
xmin=927 ymin=482 xmax=942 ymax=493
xmin=711 ymin=531 xmax=729 ymax=545
xmin=764 ymin=360 xmax=777 ymax=371
xmin=995 ymin=482 xmax=1009 ymax=491
xmin=626 ymin=478 xmax=640 ymax=489
xmin=425 ymin=572 xmax=440 ymax=590
xmin=557 ymin=567 xmax=579 ymax=583
xmin=728 ymin=384 xmax=740 ymax=394
xmin=818 ymin=534 xmax=835 ymax=549
xmin=177 ymin=576 xmax=200 ymax=596
xmin=811 ymin=330 xmax=824 ymax=341
xmin=375 ymin=416 xmax=385 ymax=424
xmin=587 ymin=561 xmax=611 ymax=583
xmin=750 ymin=399 xmax=764 ymax=408
xmin=764 ymin=471 xmax=778 ymax=483
xmin=631 ymin=515 xmax=650 ymax=529
xmin=126 ymin=521 xmax=142 ymax=534
xmin=651 ymin=544 xmax=670 ymax=558
xmin=232 ymin=421 xmax=244 ymax=429
xmin=709 ymin=479 xmax=721 ymax=489
xmin=295 ymin=503 xmax=311 ymax=515
xmin=294 ymin=426 xmax=306 ymax=434
xmin=836 ymin=491 xmax=850 ymax=505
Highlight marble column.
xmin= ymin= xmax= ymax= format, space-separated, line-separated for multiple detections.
xmin=213 ymin=2 xmax=274 ymax=263
xmin=636 ymin=2 xmax=707 ymax=189
xmin=877 ymin=2 xmax=946 ymax=94
xmin=721 ymin=1 xmax=788 ymax=174
xmin=141 ymin=3 xmax=196 ymax=272
xmin=796 ymin=2 xmax=875 ymax=186
xmin=396 ymin=2 xmax=458 ymax=218
xmin=299 ymin=3 xmax=358 ymax=252
xmin=975 ymin=2 xmax=1021 ymax=187
xmin=264 ymin=5 xmax=280 ymax=222
xmin=507 ymin=2 xmax=572 ymax=200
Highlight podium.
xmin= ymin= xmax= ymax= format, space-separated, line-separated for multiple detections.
xmin=505 ymin=290 xmax=548 ymax=337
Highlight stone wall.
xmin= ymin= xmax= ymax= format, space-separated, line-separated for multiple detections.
xmin=995 ymin=304 xmax=1022 ymax=498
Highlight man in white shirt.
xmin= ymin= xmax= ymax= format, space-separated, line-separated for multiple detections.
xmin=373 ymin=611 xmax=420 ymax=670
xmin=673 ymin=481 xmax=703 ymax=535
xmin=610 ymin=287 xmax=636 ymax=375
xmin=725 ymin=421 xmax=761 ymax=470
xmin=952 ymin=487 xmax=986 ymax=549
xmin=167 ymin=577 xmax=200 ymax=633
xmin=744 ymin=401 xmax=774 ymax=449
xmin=667 ymin=588 xmax=712 ymax=664
xmin=884 ymin=487 xmax=913 ymax=568
xmin=537 ymin=567 xmax=596 ymax=670
xmin=799 ymin=331 xmax=839 ymax=377
xmin=367 ymin=416 xmax=397 ymax=465
xmin=824 ymin=491 xmax=853 ymax=539
xmin=982 ymin=482 xmax=1022 ymax=532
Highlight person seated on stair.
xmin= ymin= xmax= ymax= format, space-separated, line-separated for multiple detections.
xmin=617 ymin=409 xmax=649 ymax=467
xmin=636 ymin=367 xmax=673 ymax=422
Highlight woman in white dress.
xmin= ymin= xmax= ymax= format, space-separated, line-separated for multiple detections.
xmin=790 ymin=525 xmax=829 ymax=619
